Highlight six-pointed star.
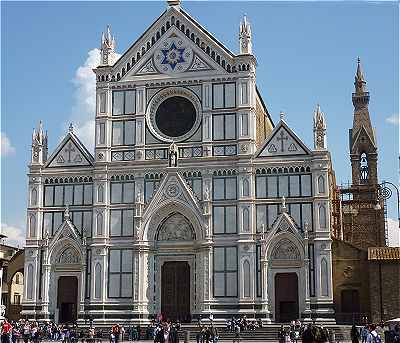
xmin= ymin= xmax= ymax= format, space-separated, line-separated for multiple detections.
xmin=161 ymin=42 xmax=186 ymax=70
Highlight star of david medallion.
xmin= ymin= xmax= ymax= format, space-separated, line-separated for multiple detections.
xmin=154 ymin=37 xmax=193 ymax=74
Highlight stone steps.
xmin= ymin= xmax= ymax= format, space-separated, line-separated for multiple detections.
xmin=177 ymin=325 xmax=351 ymax=342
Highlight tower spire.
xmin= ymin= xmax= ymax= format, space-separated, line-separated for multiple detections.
xmin=100 ymin=25 xmax=116 ymax=66
xmin=31 ymin=121 xmax=48 ymax=165
xmin=239 ymin=14 xmax=252 ymax=55
xmin=349 ymin=59 xmax=378 ymax=187
xmin=313 ymin=104 xmax=327 ymax=150
xmin=354 ymin=57 xmax=367 ymax=94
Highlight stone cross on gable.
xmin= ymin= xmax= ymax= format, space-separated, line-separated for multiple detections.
xmin=277 ymin=130 xmax=289 ymax=152
xmin=65 ymin=142 xmax=75 ymax=163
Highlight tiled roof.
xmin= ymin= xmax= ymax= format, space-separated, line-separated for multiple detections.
xmin=368 ymin=247 xmax=400 ymax=261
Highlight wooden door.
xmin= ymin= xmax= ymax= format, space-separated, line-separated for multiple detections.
xmin=57 ymin=276 xmax=78 ymax=323
xmin=275 ymin=273 xmax=299 ymax=322
xmin=161 ymin=261 xmax=190 ymax=322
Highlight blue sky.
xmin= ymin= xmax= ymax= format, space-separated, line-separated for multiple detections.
xmin=1 ymin=1 xmax=398 ymax=246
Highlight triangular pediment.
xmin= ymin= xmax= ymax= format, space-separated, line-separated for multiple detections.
xmin=45 ymin=132 xmax=94 ymax=168
xmin=143 ymin=169 xmax=203 ymax=219
xmin=123 ymin=27 xmax=226 ymax=80
xmin=256 ymin=120 xmax=311 ymax=158
xmin=265 ymin=209 xmax=304 ymax=244
xmin=48 ymin=217 xmax=82 ymax=250
xmin=110 ymin=6 xmax=235 ymax=79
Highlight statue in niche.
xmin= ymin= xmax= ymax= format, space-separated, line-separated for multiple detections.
xmin=169 ymin=142 xmax=178 ymax=167
xmin=158 ymin=213 xmax=194 ymax=241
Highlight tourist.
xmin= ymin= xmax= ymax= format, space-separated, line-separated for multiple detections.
xmin=1 ymin=319 xmax=12 ymax=343
xmin=22 ymin=321 xmax=30 ymax=343
xmin=351 ymin=325 xmax=360 ymax=343
xmin=367 ymin=324 xmax=382 ymax=343
xmin=362 ymin=325 xmax=370 ymax=343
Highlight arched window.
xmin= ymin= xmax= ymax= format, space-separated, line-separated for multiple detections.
xmin=243 ymin=208 xmax=250 ymax=232
xmin=319 ymin=205 xmax=327 ymax=229
xmin=97 ymin=185 xmax=104 ymax=203
xmin=360 ymin=152 xmax=369 ymax=184
xmin=96 ymin=213 xmax=103 ymax=236
xmin=29 ymin=215 xmax=36 ymax=237
xmin=321 ymin=258 xmax=329 ymax=296
xmin=243 ymin=178 xmax=250 ymax=197
xmin=318 ymin=175 xmax=325 ymax=194
xmin=95 ymin=263 xmax=102 ymax=299
xmin=243 ymin=260 xmax=251 ymax=298
xmin=27 ymin=264 xmax=34 ymax=299
xmin=30 ymin=188 xmax=37 ymax=206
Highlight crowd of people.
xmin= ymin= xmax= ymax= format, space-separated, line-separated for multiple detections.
xmin=225 ymin=315 xmax=263 ymax=333
xmin=2 ymin=316 xmax=400 ymax=343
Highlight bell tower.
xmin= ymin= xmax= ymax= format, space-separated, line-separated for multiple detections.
xmin=349 ymin=58 xmax=378 ymax=188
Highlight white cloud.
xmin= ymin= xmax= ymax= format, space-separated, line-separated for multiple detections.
xmin=386 ymin=114 xmax=399 ymax=125
xmin=0 ymin=132 xmax=16 ymax=157
xmin=68 ymin=48 xmax=100 ymax=151
xmin=387 ymin=217 xmax=400 ymax=247
xmin=68 ymin=49 xmax=121 ymax=151
xmin=0 ymin=222 xmax=25 ymax=248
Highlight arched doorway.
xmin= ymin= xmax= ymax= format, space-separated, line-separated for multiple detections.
xmin=156 ymin=212 xmax=195 ymax=322
xmin=57 ymin=276 xmax=78 ymax=323
xmin=275 ymin=273 xmax=299 ymax=322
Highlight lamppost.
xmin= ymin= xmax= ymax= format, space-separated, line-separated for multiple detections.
xmin=378 ymin=180 xmax=400 ymax=236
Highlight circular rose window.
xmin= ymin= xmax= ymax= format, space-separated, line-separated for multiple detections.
xmin=155 ymin=96 xmax=196 ymax=137
xmin=147 ymin=87 xmax=202 ymax=142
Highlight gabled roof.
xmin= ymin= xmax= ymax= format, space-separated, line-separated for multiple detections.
xmin=48 ymin=213 xmax=83 ymax=251
xmin=109 ymin=5 xmax=236 ymax=76
xmin=256 ymin=119 xmax=311 ymax=158
xmin=123 ymin=27 xmax=228 ymax=80
xmin=350 ymin=124 xmax=377 ymax=153
xmin=45 ymin=130 xmax=94 ymax=168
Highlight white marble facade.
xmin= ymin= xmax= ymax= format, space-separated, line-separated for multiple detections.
xmin=22 ymin=1 xmax=335 ymax=325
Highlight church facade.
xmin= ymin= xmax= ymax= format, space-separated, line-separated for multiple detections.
xmin=22 ymin=0 xmax=335 ymax=324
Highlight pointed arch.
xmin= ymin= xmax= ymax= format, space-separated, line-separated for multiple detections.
xmin=97 ymin=185 xmax=104 ymax=203
xmin=242 ymin=207 xmax=250 ymax=232
xmin=243 ymin=259 xmax=251 ymax=298
xmin=318 ymin=175 xmax=325 ymax=194
xmin=30 ymin=188 xmax=37 ymax=206
xmin=320 ymin=257 xmax=329 ymax=296
xmin=96 ymin=213 xmax=103 ymax=236
xmin=243 ymin=178 xmax=250 ymax=197
xmin=29 ymin=214 xmax=36 ymax=238
xmin=319 ymin=205 xmax=327 ymax=229
xmin=27 ymin=264 xmax=34 ymax=299
xmin=94 ymin=263 xmax=102 ymax=299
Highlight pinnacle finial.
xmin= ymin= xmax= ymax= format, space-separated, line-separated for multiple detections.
xmin=69 ymin=123 xmax=74 ymax=132
xmin=280 ymin=111 xmax=285 ymax=121
xmin=167 ymin=0 xmax=181 ymax=7
xmin=354 ymin=57 xmax=367 ymax=93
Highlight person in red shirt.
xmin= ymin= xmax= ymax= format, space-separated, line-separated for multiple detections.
xmin=1 ymin=319 xmax=13 ymax=343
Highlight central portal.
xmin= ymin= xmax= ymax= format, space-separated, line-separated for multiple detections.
xmin=57 ymin=276 xmax=78 ymax=324
xmin=275 ymin=273 xmax=299 ymax=322
xmin=161 ymin=261 xmax=190 ymax=322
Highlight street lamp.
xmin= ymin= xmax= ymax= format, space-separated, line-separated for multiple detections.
xmin=378 ymin=180 xmax=400 ymax=230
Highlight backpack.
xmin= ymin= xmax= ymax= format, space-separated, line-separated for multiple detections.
xmin=373 ymin=333 xmax=382 ymax=343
